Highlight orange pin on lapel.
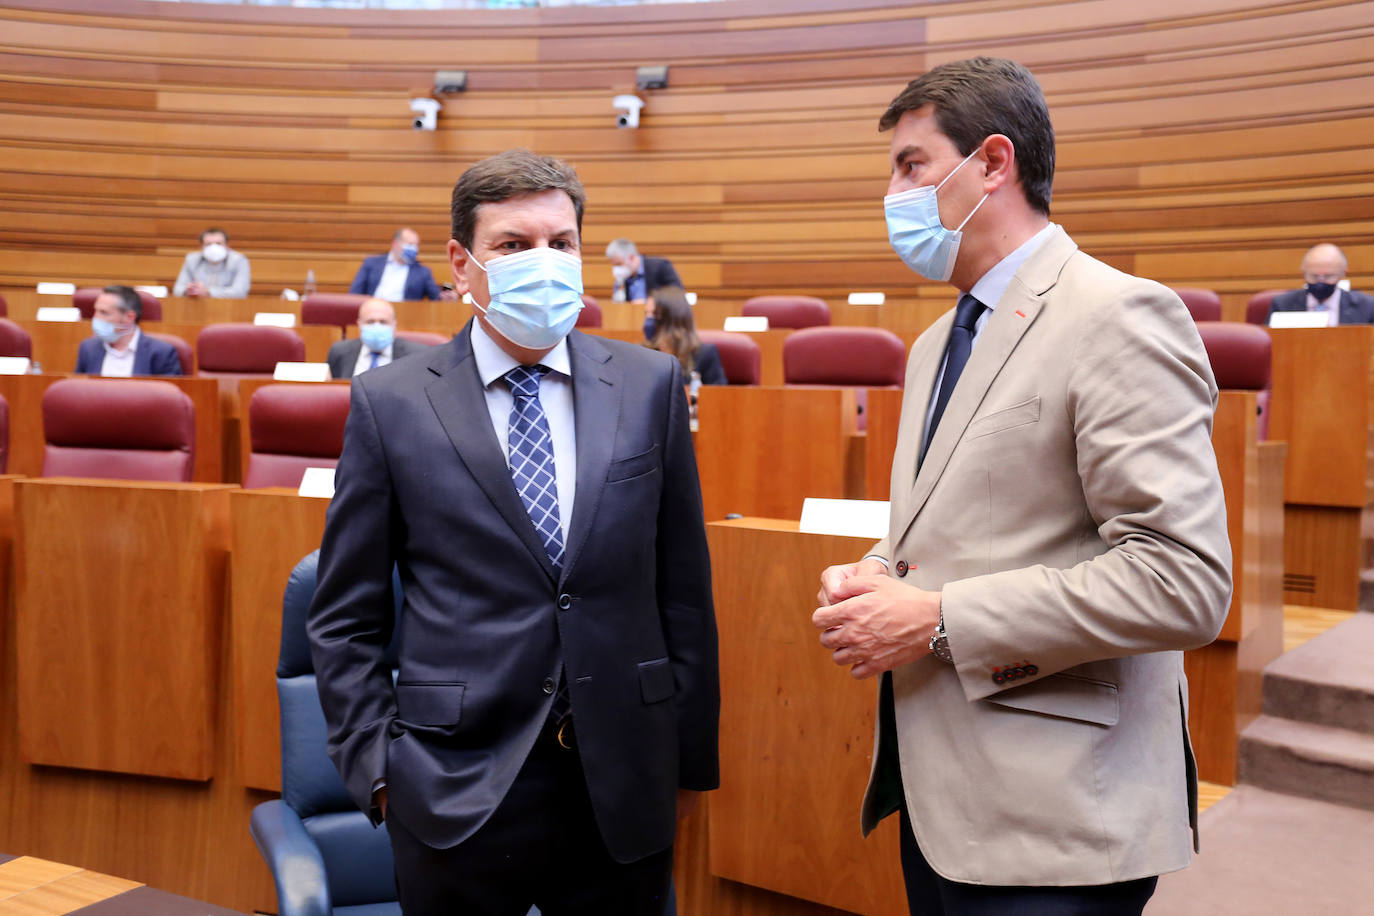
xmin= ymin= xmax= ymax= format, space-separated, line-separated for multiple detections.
xmin=1015 ymin=309 xmax=1027 ymax=318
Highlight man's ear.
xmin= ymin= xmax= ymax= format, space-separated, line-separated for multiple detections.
xmin=980 ymin=134 xmax=1017 ymax=196
xmin=448 ymin=239 xmax=470 ymax=295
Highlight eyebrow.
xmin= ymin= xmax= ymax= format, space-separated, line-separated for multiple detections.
xmin=892 ymin=144 xmax=924 ymax=170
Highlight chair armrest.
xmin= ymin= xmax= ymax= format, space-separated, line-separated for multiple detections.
xmin=249 ymin=799 xmax=332 ymax=916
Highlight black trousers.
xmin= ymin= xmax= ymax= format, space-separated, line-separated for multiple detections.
xmin=387 ymin=719 xmax=674 ymax=916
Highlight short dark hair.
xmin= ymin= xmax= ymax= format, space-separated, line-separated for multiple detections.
xmin=102 ymin=284 xmax=142 ymax=322
xmin=450 ymin=149 xmax=585 ymax=250
xmin=200 ymin=227 xmax=228 ymax=244
xmin=879 ymin=57 xmax=1054 ymax=215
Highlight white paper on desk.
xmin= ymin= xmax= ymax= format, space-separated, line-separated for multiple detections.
xmin=1268 ymin=311 xmax=1329 ymax=329
xmin=274 ymin=361 xmax=331 ymax=382
xmin=723 ymin=315 xmax=768 ymax=332
xmin=685 ymin=291 xmax=698 ymax=306
xmin=848 ymin=292 xmax=886 ymax=306
xmin=254 ymin=311 xmax=297 ymax=327
xmin=298 ymin=467 xmax=336 ymax=499
xmin=799 ymin=498 xmax=890 ymax=539
xmin=0 ymin=357 xmax=31 ymax=375
xmin=136 ymin=285 xmax=168 ymax=298
xmin=35 ymin=282 xmax=76 ymax=296
xmin=36 ymin=307 xmax=80 ymax=322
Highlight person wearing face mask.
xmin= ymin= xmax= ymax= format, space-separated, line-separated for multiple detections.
xmin=348 ymin=228 xmax=456 ymax=301
xmin=1266 ymin=243 xmax=1374 ymax=325
xmin=812 ymin=58 xmax=1230 ymax=915
xmin=604 ymin=238 xmax=681 ymax=322
xmin=309 ymin=149 xmax=718 ymax=916
xmin=324 ymin=298 xmax=429 ymax=379
xmin=172 ymin=228 xmax=251 ymax=298
xmin=74 ymin=285 xmax=183 ymax=376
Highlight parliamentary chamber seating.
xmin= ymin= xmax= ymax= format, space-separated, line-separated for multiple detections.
xmin=72 ymin=286 xmax=163 ymax=321
xmin=1246 ymin=289 xmax=1287 ymax=325
xmin=39 ymin=377 xmax=195 ymax=482
xmin=576 ymin=294 xmax=603 ymax=327
xmin=301 ymin=293 xmax=369 ymax=331
xmin=243 ymin=383 xmax=352 ymax=489
xmin=741 ymin=295 xmax=832 ymax=329
xmin=1196 ymin=321 xmax=1273 ymax=440
xmin=697 ymin=330 xmax=762 ymax=385
xmin=0 ymin=317 xmax=32 ymax=358
xmin=196 ymin=323 xmax=306 ymax=380
xmin=1171 ymin=286 xmax=1223 ymax=322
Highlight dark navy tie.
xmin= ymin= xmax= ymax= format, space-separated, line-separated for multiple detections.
xmin=368 ymin=350 xmax=380 ymax=370
xmin=919 ymin=293 xmax=986 ymax=467
xmin=503 ymin=365 xmax=564 ymax=571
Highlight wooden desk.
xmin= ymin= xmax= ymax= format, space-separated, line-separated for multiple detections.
xmin=14 ymin=478 xmax=233 ymax=780
xmin=0 ymin=374 xmax=223 ymax=482
xmin=0 ymin=854 xmax=247 ymax=914
xmin=704 ymin=519 xmax=906 ymax=915
xmin=229 ymin=487 xmax=330 ymax=792
xmin=1268 ymin=326 xmax=1374 ymax=607
xmin=694 ymin=386 xmax=863 ymax=522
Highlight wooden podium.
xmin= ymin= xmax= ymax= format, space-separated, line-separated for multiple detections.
xmin=1268 ymin=327 xmax=1374 ymax=608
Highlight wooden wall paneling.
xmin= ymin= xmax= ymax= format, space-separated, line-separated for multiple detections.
xmin=863 ymin=388 xmax=905 ymax=502
xmin=14 ymin=320 xmax=87 ymax=376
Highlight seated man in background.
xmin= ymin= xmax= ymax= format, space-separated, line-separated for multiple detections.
xmin=1268 ymin=242 xmax=1374 ymax=325
xmin=646 ymin=285 xmax=727 ymax=386
xmin=326 ymin=297 xmax=426 ymax=379
xmin=605 ymin=237 xmax=681 ymax=304
xmin=75 ymin=285 xmax=182 ymax=377
xmin=350 ymin=228 xmax=455 ymax=301
xmin=173 ymin=227 xmax=252 ymax=298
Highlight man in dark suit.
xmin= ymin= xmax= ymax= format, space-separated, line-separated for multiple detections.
xmin=1267 ymin=243 xmax=1374 ymax=325
xmin=308 ymin=150 xmax=719 ymax=915
xmin=74 ymin=285 xmax=182 ymax=376
xmin=605 ymin=237 xmax=681 ymax=304
xmin=325 ymin=297 xmax=429 ymax=379
xmin=348 ymin=228 xmax=455 ymax=301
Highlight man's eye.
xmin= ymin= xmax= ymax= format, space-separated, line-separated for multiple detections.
xmin=551 ymin=240 xmax=573 ymax=250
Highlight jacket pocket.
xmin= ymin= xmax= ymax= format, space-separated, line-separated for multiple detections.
xmin=985 ymin=671 xmax=1119 ymax=726
xmin=638 ymin=658 xmax=676 ymax=704
xmin=607 ymin=445 xmax=660 ymax=483
xmin=395 ymin=682 xmax=466 ymax=731
xmin=965 ymin=396 xmax=1041 ymax=441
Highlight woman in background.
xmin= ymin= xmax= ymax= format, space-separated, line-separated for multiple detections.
xmin=647 ymin=285 xmax=728 ymax=385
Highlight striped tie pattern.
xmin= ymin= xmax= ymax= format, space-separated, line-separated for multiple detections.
xmin=503 ymin=364 xmax=564 ymax=571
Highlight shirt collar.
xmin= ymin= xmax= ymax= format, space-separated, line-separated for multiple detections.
xmin=104 ymin=327 xmax=140 ymax=358
xmin=387 ymin=251 xmax=408 ymax=266
xmin=469 ymin=317 xmax=572 ymax=388
xmin=967 ymin=222 xmax=1058 ymax=312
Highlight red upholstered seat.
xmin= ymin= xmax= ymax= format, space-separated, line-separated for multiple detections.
xmin=1246 ymin=289 xmax=1286 ymax=325
xmin=144 ymin=331 xmax=194 ymax=374
xmin=302 ymin=293 xmax=369 ymax=330
xmin=73 ymin=286 xmax=162 ymax=321
xmin=196 ymin=323 xmax=305 ymax=378
xmin=1171 ymin=287 xmax=1222 ymax=322
xmin=0 ymin=318 xmax=33 ymax=358
xmin=576 ymin=295 xmax=603 ymax=328
xmin=1196 ymin=321 xmax=1272 ymax=439
xmin=783 ymin=327 xmax=906 ymax=387
xmin=0 ymin=291 xmax=8 ymax=316
xmin=698 ymin=330 xmax=761 ymax=385
xmin=742 ymin=295 xmax=831 ymax=329
xmin=396 ymin=330 xmax=448 ymax=347
xmin=0 ymin=393 xmax=8 ymax=474
xmin=243 ymin=383 xmax=352 ymax=489
xmin=41 ymin=378 xmax=195 ymax=481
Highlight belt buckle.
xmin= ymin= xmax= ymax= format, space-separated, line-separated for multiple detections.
xmin=555 ymin=714 xmax=574 ymax=750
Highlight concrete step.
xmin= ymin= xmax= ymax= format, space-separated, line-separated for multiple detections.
xmin=1261 ymin=610 xmax=1374 ymax=735
xmin=1237 ymin=714 xmax=1374 ymax=811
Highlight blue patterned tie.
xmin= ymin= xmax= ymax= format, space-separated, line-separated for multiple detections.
xmin=369 ymin=350 xmax=380 ymax=370
xmin=503 ymin=365 xmax=564 ymax=571
xmin=919 ymin=293 xmax=986 ymax=467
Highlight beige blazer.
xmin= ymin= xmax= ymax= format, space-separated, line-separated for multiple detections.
xmin=864 ymin=226 xmax=1232 ymax=886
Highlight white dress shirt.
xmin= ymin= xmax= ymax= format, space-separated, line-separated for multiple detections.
xmin=351 ymin=342 xmax=394 ymax=377
xmin=469 ymin=319 xmax=577 ymax=540
xmin=373 ymin=255 xmax=410 ymax=302
xmin=99 ymin=328 xmax=141 ymax=378
xmin=1306 ymin=288 xmax=1341 ymax=326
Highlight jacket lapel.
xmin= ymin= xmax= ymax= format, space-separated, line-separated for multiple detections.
xmin=424 ymin=326 xmax=558 ymax=581
xmin=559 ymin=331 xmax=620 ymax=583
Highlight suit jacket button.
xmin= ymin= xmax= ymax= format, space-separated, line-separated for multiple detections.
xmin=542 ymin=678 xmax=556 ymax=694
xmin=895 ymin=560 xmax=908 ymax=577
xmin=558 ymin=594 xmax=573 ymax=610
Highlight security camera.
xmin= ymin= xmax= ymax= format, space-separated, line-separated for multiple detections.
xmin=613 ymin=94 xmax=644 ymax=129
xmin=410 ymin=97 xmax=441 ymax=131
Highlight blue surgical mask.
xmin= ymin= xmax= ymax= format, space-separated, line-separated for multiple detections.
xmin=360 ymin=323 xmax=394 ymax=353
xmin=643 ymin=316 xmax=656 ymax=340
xmin=884 ymin=148 xmax=989 ymax=282
xmin=92 ymin=317 xmax=130 ymax=344
xmin=469 ymin=246 xmax=584 ymax=350
xmin=401 ymin=243 xmax=419 ymax=263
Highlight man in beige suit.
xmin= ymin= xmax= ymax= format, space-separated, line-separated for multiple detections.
xmin=814 ymin=57 xmax=1232 ymax=914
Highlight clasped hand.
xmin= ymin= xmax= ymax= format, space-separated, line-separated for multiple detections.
xmin=813 ymin=558 xmax=941 ymax=679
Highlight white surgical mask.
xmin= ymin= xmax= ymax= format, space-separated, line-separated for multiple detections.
xmin=884 ymin=148 xmax=988 ymax=282
xmin=611 ymin=264 xmax=633 ymax=283
xmin=469 ymin=246 xmax=585 ymax=350
xmin=202 ymin=242 xmax=228 ymax=264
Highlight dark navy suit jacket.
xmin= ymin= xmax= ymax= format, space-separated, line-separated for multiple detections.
xmin=1268 ymin=287 xmax=1374 ymax=324
xmin=616 ymin=255 xmax=682 ymax=301
xmin=74 ymin=333 xmax=183 ymax=376
xmin=349 ymin=254 xmax=445 ymax=301
xmin=308 ymin=324 xmax=719 ymax=862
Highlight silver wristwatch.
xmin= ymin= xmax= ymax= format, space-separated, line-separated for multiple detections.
xmin=929 ymin=607 xmax=953 ymax=664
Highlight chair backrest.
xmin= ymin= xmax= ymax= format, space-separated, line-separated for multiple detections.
xmin=783 ymin=326 xmax=906 ymax=387
xmin=0 ymin=317 xmax=32 ymax=358
xmin=301 ymin=293 xmax=369 ymax=330
xmin=1246 ymin=289 xmax=1286 ymax=325
xmin=698 ymin=330 xmax=761 ymax=385
xmin=73 ymin=286 xmax=163 ymax=321
xmin=277 ymin=550 xmax=401 ymax=907
xmin=244 ymin=384 xmax=351 ymax=489
xmin=396 ymin=330 xmax=448 ymax=347
xmin=0 ymin=291 xmax=8 ymax=316
xmin=576 ymin=295 xmax=603 ymax=328
xmin=1196 ymin=320 xmax=1272 ymax=439
xmin=196 ymin=323 xmax=305 ymax=375
xmin=0 ymin=393 xmax=9 ymax=474
xmin=41 ymin=378 xmax=195 ymax=481
xmin=144 ymin=331 xmax=195 ymax=375
xmin=1171 ymin=287 xmax=1222 ymax=322
xmin=742 ymin=295 xmax=831 ymax=329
